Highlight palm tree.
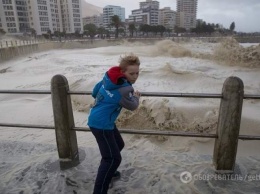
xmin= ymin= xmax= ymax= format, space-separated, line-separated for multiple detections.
xmin=110 ymin=15 xmax=121 ymax=39
xmin=128 ymin=23 xmax=136 ymax=37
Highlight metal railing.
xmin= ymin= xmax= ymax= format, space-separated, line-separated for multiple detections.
xmin=0 ymin=90 xmax=260 ymax=140
xmin=1 ymin=75 xmax=260 ymax=172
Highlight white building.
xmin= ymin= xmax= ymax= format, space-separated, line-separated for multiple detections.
xmin=60 ymin=0 xmax=82 ymax=34
xmin=139 ymin=0 xmax=159 ymax=26
xmin=82 ymin=14 xmax=103 ymax=28
xmin=159 ymin=7 xmax=176 ymax=30
xmin=0 ymin=0 xmax=83 ymax=35
xmin=128 ymin=9 xmax=150 ymax=25
xmin=0 ymin=0 xmax=30 ymax=34
xmin=176 ymin=0 xmax=198 ymax=31
xmin=103 ymin=5 xmax=125 ymax=30
xmin=128 ymin=0 xmax=159 ymax=26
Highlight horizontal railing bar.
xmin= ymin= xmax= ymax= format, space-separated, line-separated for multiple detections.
xmin=0 ymin=123 xmax=55 ymax=129
xmin=0 ymin=90 xmax=51 ymax=94
xmin=73 ymin=127 xmax=260 ymax=140
xmin=73 ymin=127 xmax=217 ymax=138
xmin=1 ymin=124 xmax=259 ymax=140
xmin=238 ymin=135 xmax=260 ymax=140
xmin=243 ymin=94 xmax=260 ymax=99
xmin=138 ymin=92 xmax=222 ymax=98
xmin=68 ymin=91 xmax=92 ymax=95
xmin=0 ymin=90 xmax=259 ymax=99
xmin=68 ymin=91 xmax=222 ymax=98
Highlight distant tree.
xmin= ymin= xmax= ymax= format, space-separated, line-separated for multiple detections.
xmin=30 ymin=28 xmax=37 ymax=38
xmin=110 ymin=15 xmax=121 ymax=39
xmin=230 ymin=21 xmax=235 ymax=32
xmin=74 ymin=30 xmax=81 ymax=38
xmin=61 ymin=30 xmax=66 ymax=39
xmin=158 ymin=25 xmax=166 ymax=37
xmin=84 ymin=23 xmax=97 ymax=38
xmin=149 ymin=25 xmax=155 ymax=36
xmin=105 ymin=29 xmax=110 ymax=38
xmin=47 ymin=29 xmax=52 ymax=39
xmin=0 ymin=29 xmax=6 ymax=35
xmin=191 ymin=22 xmax=215 ymax=34
xmin=166 ymin=28 xmax=172 ymax=37
xmin=54 ymin=31 xmax=62 ymax=41
xmin=118 ymin=28 xmax=125 ymax=37
xmin=128 ymin=23 xmax=136 ymax=37
xmin=139 ymin=24 xmax=150 ymax=36
xmin=97 ymin=27 xmax=106 ymax=39
xmin=54 ymin=31 xmax=60 ymax=37
xmin=174 ymin=26 xmax=186 ymax=34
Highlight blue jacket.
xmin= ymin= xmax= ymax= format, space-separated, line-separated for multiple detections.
xmin=88 ymin=72 xmax=139 ymax=130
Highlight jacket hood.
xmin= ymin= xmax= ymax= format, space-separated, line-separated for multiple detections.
xmin=103 ymin=66 xmax=129 ymax=90
xmin=107 ymin=66 xmax=125 ymax=84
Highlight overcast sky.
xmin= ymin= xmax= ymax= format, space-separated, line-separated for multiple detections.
xmin=84 ymin=0 xmax=260 ymax=32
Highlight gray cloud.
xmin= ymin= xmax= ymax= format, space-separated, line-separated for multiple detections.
xmin=197 ymin=0 xmax=260 ymax=32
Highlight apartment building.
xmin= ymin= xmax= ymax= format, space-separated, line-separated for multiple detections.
xmin=103 ymin=5 xmax=125 ymax=30
xmin=28 ymin=0 xmax=62 ymax=34
xmin=176 ymin=0 xmax=198 ymax=31
xmin=0 ymin=0 xmax=82 ymax=35
xmin=60 ymin=0 xmax=82 ymax=34
xmin=128 ymin=0 xmax=159 ymax=26
xmin=82 ymin=14 xmax=103 ymax=28
xmin=128 ymin=9 xmax=150 ymax=25
xmin=140 ymin=0 xmax=159 ymax=25
xmin=159 ymin=7 xmax=176 ymax=30
xmin=0 ymin=0 xmax=29 ymax=34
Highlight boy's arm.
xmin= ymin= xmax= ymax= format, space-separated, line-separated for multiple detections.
xmin=118 ymin=86 xmax=139 ymax=111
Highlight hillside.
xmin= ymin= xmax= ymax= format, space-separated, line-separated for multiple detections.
xmin=82 ymin=1 xmax=103 ymax=17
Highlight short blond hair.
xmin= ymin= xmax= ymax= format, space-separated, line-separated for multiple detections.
xmin=119 ymin=54 xmax=140 ymax=71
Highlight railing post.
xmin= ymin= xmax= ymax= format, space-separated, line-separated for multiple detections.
xmin=51 ymin=74 xmax=79 ymax=170
xmin=213 ymin=76 xmax=244 ymax=172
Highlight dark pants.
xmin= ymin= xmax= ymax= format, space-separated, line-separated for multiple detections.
xmin=90 ymin=126 xmax=125 ymax=194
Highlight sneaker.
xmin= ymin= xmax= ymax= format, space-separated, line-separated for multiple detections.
xmin=112 ymin=171 xmax=121 ymax=179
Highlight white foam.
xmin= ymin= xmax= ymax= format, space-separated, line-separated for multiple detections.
xmin=0 ymin=40 xmax=260 ymax=193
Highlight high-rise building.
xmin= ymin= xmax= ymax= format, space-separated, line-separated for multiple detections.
xmin=0 ymin=0 xmax=30 ymax=34
xmin=140 ymin=0 xmax=159 ymax=25
xmin=103 ymin=5 xmax=125 ymax=30
xmin=0 ymin=0 xmax=83 ymax=35
xmin=28 ymin=0 xmax=63 ymax=35
xmin=128 ymin=0 xmax=159 ymax=26
xmin=176 ymin=0 xmax=198 ymax=31
xmin=60 ymin=0 xmax=82 ymax=34
xmin=159 ymin=7 xmax=176 ymax=30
